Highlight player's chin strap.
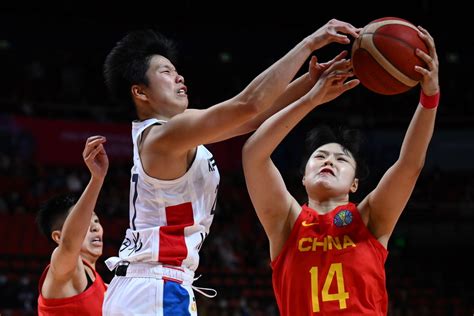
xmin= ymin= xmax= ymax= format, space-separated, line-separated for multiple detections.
xmin=191 ymin=274 xmax=217 ymax=298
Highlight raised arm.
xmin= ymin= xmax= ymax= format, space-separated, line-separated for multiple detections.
xmin=359 ymin=26 xmax=440 ymax=248
xmin=154 ymin=20 xmax=361 ymax=153
xmin=208 ymin=51 xmax=350 ymax=143
xmin=49 ymin=136 xmax=108 ymax=281
xmin=242 ymin=59 xmax=358 ymax=258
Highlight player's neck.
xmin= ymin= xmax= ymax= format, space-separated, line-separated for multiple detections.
xmin=307 ymin=197 xmax=349 ymax=214
xmin=81 ymin=255 xmax=97 ymax=270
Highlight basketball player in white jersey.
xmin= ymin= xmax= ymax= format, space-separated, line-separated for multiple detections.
xmin=102 ymin=20 xmax=361 ymax=315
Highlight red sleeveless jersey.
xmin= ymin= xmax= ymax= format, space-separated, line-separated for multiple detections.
xmin=271 ymin=203 xmax=388 ymax=315
xmin=38 ymin=260 xmax=107 ymax=316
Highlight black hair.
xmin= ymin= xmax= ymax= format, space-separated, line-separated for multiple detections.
xmin=300 ymin=125 xmax=369 ymax=181
xmin=36 ymin=193 xmax=78 ymax=242
xmin=103 ymin=29 xmax=178 ymax=107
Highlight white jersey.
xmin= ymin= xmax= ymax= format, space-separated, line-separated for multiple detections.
xmin=112 ymin=118 xmax=220 ymax=272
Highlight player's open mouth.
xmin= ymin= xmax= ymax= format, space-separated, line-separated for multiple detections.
xmin=319 ymin=168 xmax=335 ymax=176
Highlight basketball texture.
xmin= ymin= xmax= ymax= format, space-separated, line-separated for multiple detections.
xmin=351 ymin=17 xmax=428 ymax=95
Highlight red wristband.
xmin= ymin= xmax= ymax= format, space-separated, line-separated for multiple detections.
xmin=420 ymin=90 xmax=440 ymax=109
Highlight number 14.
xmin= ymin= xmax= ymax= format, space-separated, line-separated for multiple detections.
xmin=310 ymin=263 xmax=349 ymax=312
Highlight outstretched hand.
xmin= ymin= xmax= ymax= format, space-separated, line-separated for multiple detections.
xmin=415 ymin=26 xmax=439 ymax=96
xmin=306 ymin=58 xmax=359 ymax=105
xmin=308 ymin=50 xmax=348 ymax=84
xmin=83 ymin=136 xmax=109 ymax=181
xmin=308 ymin=19 xmax=361 ymax=51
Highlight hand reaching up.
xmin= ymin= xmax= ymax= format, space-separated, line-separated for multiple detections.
xmin=307 ymin=19 xmax=361 ymax=51
xmin=305 ymin=58 xmax=360 ymax=105
xmin=83 ymin=136 xmax=109 ymax=182
xmin=415 ymin=26 xmax=439 ymax=96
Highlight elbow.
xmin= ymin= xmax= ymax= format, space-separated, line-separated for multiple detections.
xmin=410 ymin=163 xmax=425 ymax=178
xmin=415 ymin=159 xmax=426 ymax=175
xmin=412 ymin=154 xmax=427 ymax=173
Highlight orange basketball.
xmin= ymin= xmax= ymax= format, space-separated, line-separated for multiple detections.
xmin=351 ymin=17 xmax=429 ymax=95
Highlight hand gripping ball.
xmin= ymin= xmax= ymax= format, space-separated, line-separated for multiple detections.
xmin=351 ymin=17 xmax=429 ymax=95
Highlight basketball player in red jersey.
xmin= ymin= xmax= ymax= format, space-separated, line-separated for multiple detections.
xmin=37 ymin=136 xmax=108 ymax=315
xmin=242 ymin=26 xmax=439 ymax=315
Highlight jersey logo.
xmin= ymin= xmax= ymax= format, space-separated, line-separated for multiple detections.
xmin=302 ymin=220 xmax=318 ymax=227
xmin=334 ymin=210 xmax=353 ymax=227
xmin=120 ymin=231 xmax=143 ymax=256
xmin=208 ymin=157 xmax=216 ymax=172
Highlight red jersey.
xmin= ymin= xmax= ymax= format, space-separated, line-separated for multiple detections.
xmin=38 ymin=260 xmax=107 ymax=316
xmin=271 ymin=203 xmax=388 ymax=315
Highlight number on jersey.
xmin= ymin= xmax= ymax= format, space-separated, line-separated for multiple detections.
xmin=310 ymin=263 xmax=349 ymax=312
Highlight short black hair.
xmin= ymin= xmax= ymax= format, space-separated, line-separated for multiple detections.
xmin=36 ymin=193 xmax=78 ymax=242
xmin=301 ymin=125 xmax=369 ymax=180
xmin=103 ymin=29 xmax=178 ymax=107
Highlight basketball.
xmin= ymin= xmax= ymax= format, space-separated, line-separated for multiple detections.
xmin=351 ymin=17 xmax=429 ymax=95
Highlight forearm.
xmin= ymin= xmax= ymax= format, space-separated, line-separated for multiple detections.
xmin=398 ymin=104 xmax=437 ymax=168
xmin=241 ymin=39 xmax=313 ymax=112
xmin=244 ymin=59 xmax=356 ymax=159
xmin=273 ymin=72 xmax=314 ymax=109
xmin=60 ymin=177 xmax=104 ymax=250
xmin=244 ymin=18 xmax=360 ymax=110
xmin=244 ymin=96 xmax=320 ymax=161
xmin=242 ymin=73 xmax=314 ymax=132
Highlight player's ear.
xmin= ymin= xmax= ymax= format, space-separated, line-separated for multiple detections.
xmin=131 ymin=85 xmax=148 ymax=101
xmin=350 ymin=178 xmax=359 ymax=193
xmin=51 ymin=230 xmax=61 ymax=245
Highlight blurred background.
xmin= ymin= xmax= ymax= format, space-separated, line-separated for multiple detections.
xmin=0 ymin=1 xmax=473 ymax=315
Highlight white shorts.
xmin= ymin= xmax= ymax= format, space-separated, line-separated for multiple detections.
xmin=103 ymin=262 xmax=198 ymax=316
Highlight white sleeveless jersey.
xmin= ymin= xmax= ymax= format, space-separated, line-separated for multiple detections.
xmin=116 ymin=118 xmax=220 ymax=271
